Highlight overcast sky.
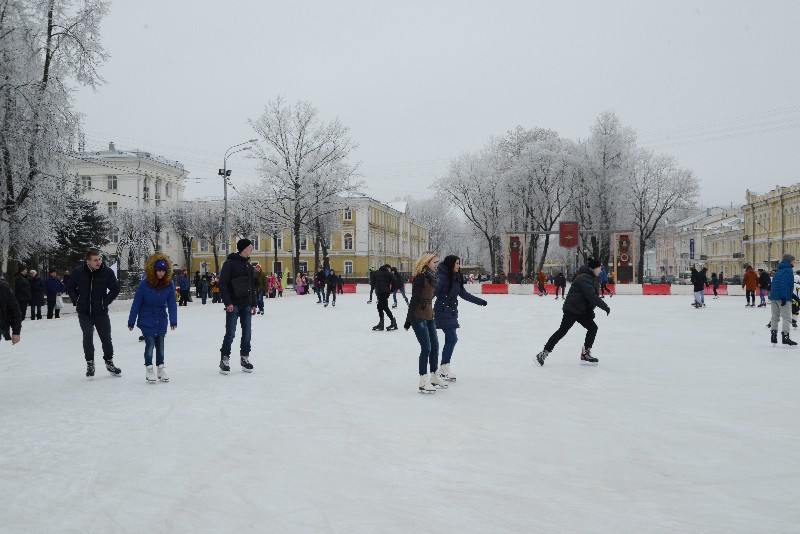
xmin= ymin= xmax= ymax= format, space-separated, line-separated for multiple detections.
xmin=74 ymin=0 xmax=800 ymax=207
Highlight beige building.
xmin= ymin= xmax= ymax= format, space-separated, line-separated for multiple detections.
xmin=743 ymin=185 xmax=800 ymax=271
xmin=190 ymin=194 xmax=429 ymax=278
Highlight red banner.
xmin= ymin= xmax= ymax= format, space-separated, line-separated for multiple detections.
xmin=559 ymin=221 xmax=579 ymax=248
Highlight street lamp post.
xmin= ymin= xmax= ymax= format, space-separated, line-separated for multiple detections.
xmin=754 ymin=219 xmax=771 ymax=269
xmin=220 ymin=139 xmax=257 ymax=254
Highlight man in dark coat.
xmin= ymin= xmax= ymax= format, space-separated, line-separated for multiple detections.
xmin=367 ymin=267 xmax=377 ymax=304
xmin=218 ymin=239 xmax=258 ymax=374
xmin=0 ymin=277 xmax=22 ymax=344
xmin=536 ymin=258 xmax=610 ymax=366
xmin=314 ymin=266 xmax=326 ymax=304
xmin=66 ymin=249 xmax=121 ymax=377
xmin=371 ymin=264 xmax=397 ymax=331
xmin=390 ymin=266 xmax=409 ymax=308
xmin=28 ymin=269 xmax=45 ymax=320
xmin=178 ymin=270 xmax=191 ymax=307
xmin=13 ymin=267 xmax=30 ymax=322
xmin=193 ymin=271 xmax=202 ymax=297
xmin=553 ymin=272 xmax=567 ymax=300
xmin=45 ymin=268 xmax=65 ymax=319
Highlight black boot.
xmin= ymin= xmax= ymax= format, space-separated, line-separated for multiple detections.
xmin=782 ymin=332 xmax=797 ymax=346
xmin=372 ymin=320 xmax=384 ymax=331
xmin=386 ymin=318 xmax=398 ymax=331
xmin=86 ymin=360 xmax=95 ymax=377
xmin=771 ymin=330 xmax=778 ymax=344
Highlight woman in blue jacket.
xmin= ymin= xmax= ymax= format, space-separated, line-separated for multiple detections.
xmin=128 ymin=253 xmax=178 ymax=383
xmin=434 ymin=255 xmax=487 ymax=382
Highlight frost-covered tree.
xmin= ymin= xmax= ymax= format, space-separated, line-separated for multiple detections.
xmin=406 ymin=196 xmax=458 ymax=256
xmin=193 ymin=201 xmax=225 ymax=274
xmin=115 ymin=208 xmax=152 ymax=271
xmin=168 ymin=203 xmax=200 ymax=270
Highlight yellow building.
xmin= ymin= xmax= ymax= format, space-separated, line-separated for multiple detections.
xmin=743 ymin=185 xmax=800 ymax=271
xmin=189 ymin=195 xmax=429 ymax=279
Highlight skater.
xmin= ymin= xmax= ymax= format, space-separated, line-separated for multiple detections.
xmin=199 ymin=274 xmax=209 ymax=305
xmin=599 ymin=265 xmax=612 ymax=298
xmin=391 ymin=266 xmax=409 ymax=308
xmin=66 ymin=249 xmax=121 ymax=377
xmin=403 ymin=251 xmax=446 ymax=393
xmin=127 ymin=253 xmax=178 ymax=383
xmin=28 ymin=270 xmax=45 ymax=320
xmin=691 ymin=266 xmax=707 ymax=308
xmin=178 ymin=270 xmax=191 ymax=307
xmin=0 ymin=277 xmax=22 ymax=345
xmin=193 ymin=271 xmax=202 ymax=298
xmin=536 ymin=269 xmax=547 ymax=296
xmin=742 ymin=265 xmax=757 ymax=307
xmin=434 ymin=255 xmax=487 ymax=382
xmin=710 ymin=272 xmax=720 ymax=299
xmin=553 ymin=272 xmax=567 ymax=299
xmin=757 ymin=268 xmax=771 ymax=308
xmin=372 ymin=264 xmax=397 ymax=331
xmin=218 ymin=239 xmax=258 ymax=374
xmin=254 ymin=264 xmax=267 ymax=314
xmin=13 ymin=266 xmax=30 ymax=321
xmin=535 ymin=257 xmax=611 ymax=366
xmin=367 ymin=267 xmax=377 ymax=304
xmin=769 ymin=254 xmax=796 ymax=346
xmin=314 ymin=266 xmax=325 ymax=303
xmin=324 ymin=269 xmax=338 ymax=307
xmin=336 ymin=272 xmax=344 ymax=295
xmin=45 ymin=268 xmax=65 ymax=319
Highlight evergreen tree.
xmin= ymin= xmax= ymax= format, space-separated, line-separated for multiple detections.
xmin=49 ymin=196 xmax=110 ymax=273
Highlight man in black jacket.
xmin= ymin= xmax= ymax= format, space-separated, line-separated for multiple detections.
xmin=536 ymin=258 xmax=611 ymax=366
xmin=0 ymin=278 xmax=22 ymax=344
xmin=372 ymin=264 xmax=397 ymax=331
xmin=66 ymin=249 xmax=121 ymax=377
xmin=14 ymin=267 xmax=30 ymax=322
xmin=218 ymin=239 xmax=257 ymax=374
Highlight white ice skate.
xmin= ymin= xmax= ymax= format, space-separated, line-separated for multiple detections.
xmin=418 ymin=374 xmax=436 ymax=394
xmin=145 ymin=365 xmax=156 ymax=383
xmin=157 ymin=364 xmax=169 ymax=382
xmin=430 ymin=371 xmax=449 ymax=389
xmin=438 ymin=363 xmax=456 ymax=382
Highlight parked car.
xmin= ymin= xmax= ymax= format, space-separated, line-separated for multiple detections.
xmin=724 ymin=276 xmax=742 ymax=285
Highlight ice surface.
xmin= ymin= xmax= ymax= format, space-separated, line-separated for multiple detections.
xmin=1 ymin=293 xmax=798 ymax=533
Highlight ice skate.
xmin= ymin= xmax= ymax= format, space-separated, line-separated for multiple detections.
xmin=367 ymin=300 xmax=372 ymax=304
xmin=324 ymin=302 xmax=328 ymax=307
xmin=793 ymin=319 xmax=797 ymax=329
xmin=332 ymin=301 xmax=335 ymax=307
xmin=430 ymin=371 xmax=449 ymax=389
xmin=86 ymin=360 xmax=95 ymax=377
xmin=372 ymin=320 xmax=384 ymax=331
xmin=438 ymin=363 xmax=456 ymax=382
xmin=580 ymin=347 xmax=598 ymax=365
xmin=386 ymin=319 xmax=398 ymax=331
xmin=536 ymin=349 xmax=550 ymax=366
xmin=418 ymin=374 xmax=436 ymax=394
xmin=240 ymin=355 xmax=254 ymax=372
xmin=157 ymin=364 xmax=169 ymax=382
xmin=145 ymin=365 xmax=156 ymax=383
xmin=391 ymin=303 xmax=397 ymax=308
xmin=105 ymin=360 xmax=121 ymax=376
xmin=219 ymin=356 xmax=230 ymax=375
xmin=782 ymin=332 xmax=797 ymax=347
xmin=771 ymin=330 xmax=778 ymax=344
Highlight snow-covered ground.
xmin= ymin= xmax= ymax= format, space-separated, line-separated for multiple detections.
xmin=1 ymin=293 xmax=798 ymax=533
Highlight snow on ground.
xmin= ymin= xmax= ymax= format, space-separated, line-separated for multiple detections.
xmin=1 ymin=292 xmax=798 ymax=533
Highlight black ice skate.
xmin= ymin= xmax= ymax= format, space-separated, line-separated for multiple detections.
xmin=105 ymin=360 xmax=121 ymax=376
xmin=793 ymin=320 xmax=797 ymax=329
xmin=86 ymin=360 xmax=95 ymax=377
xmin=386 ymin=319 xmax=398 ymax=331
xmin=240 ymin=355 xmax=254 ymax=372
xmin=580 ymin=347 xmax=599 ymax=365
xmin=536 ymin=349 xmax=550 ymax=366
xmin=771 ymin=330 xmax=778 ymax=344
xmin=782 ymin=332 xmax=797 ymax=347
xmin=372 ymin=320 xmax=384 ymax=331
xmin=219 ymin=356 xmax=230 ymax=375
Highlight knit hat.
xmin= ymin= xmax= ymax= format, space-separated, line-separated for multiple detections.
xmin=237 ymin=238 xmax=252 ymax=252
xmin=783 ymin=253 xmax=795 ymax=264
xmin=587 ymin=257 xmax=601 ymax=269
xmin=154 ymin=260 xmax=168 ymax=271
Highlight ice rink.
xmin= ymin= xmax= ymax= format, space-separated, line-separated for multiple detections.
xmin=1 ymin=291 xmax=798 ymax=533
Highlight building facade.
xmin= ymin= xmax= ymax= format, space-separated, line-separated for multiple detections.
xmin=68 ymin=142 xmax=188 ymax=268
xmin=743 ymin=185 xmax=800 ymax=271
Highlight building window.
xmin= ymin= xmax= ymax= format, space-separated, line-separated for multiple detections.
xmin=165 ymin=183 xmax=171 ymax=197
xmin=299 ymin=261 xmax=308 ymax=273
xmin=199 ymin=238 xmax=209 ymax=252
xmin=344 ymin=233 xmax=353 ymax=250
xmin=300 ymin=235 xmax=308 ymax=250
xmin=248 ymin=236 xmax=260 ymax=250
xmin=275 ymin=236 xmax=283 ymax=250
xmin=107 ymin=175 xmax=117 ymax=190
xmin=81 ymin=176 xmax=91 ymax=190
xmin=344 ymin=261 xmax=353 ymax=274
xmin=344 ymin=207 xmax=352 ymax=220
xmin=165 ymin=232 xmax=170 ymax=245
xmin=109 ymin=228 xmax=118 ymax=243
xmin=107 ymin=202 xmax=117 ymax=215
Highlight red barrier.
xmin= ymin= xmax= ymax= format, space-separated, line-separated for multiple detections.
xmin=481 ymin=284 xmax=509 ymax=294
xmin=704 ymin=285 xmax=728 ymax=296
xmin=642 ymin=284 xmax=671 ymax=295
xmin=605 ymin=283 xmax=616 ymax=295
xmin=342 ymin=284 xmax=357 ymax=294
xmin=543 ymin=283 xmax=556 ymax=294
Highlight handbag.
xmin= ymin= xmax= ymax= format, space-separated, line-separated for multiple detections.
xmin=55 ymin=295 xmax=64 ymax=310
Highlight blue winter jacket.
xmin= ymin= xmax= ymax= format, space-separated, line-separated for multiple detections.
xmin=44 ymin=277 xmax=65 ymax=303
xmin=179 ymin=275 xmax=191 ymax=292
xmin=769 ymin=260 xmax=793 ymax=302
xmin=433 ymin=265 xmax=486 ymax=330
xmin=599 ymin=267 xmax=608 ymax=283
xmin=128 ymin=279 xmax=178 ymax=336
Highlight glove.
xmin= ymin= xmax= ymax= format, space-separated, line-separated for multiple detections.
xmin=605 ymin=308 xmax=611 ymax=316
xmin=403 ymin=322 xmax=411 ymax=331
xmin=781 ymin=299 xmax=787 ymax=306
xmin=479 ymin=300 xmax=488 ymax=306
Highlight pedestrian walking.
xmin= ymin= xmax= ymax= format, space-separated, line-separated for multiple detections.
xmin=65 ymin=249 xmax=121 ymax=377
xmin=128 ymin=253 xmax=178 ymax=383
xmin=13 ymin=266 xmax=30 ymax=322
xmin=769 ymin=254 xmax=797 ymax=346
xmin=536 ymin=258 xmax=611 ymax=366
xmin=218 ymin=239 xmax=257 ymax=374
xmin=193 ymin=271 xmax=202 ymax=298
xmin=0 ymin=277 xmax=22 ymax=345
xmin=371 ymin=264 xmax=397 ymax=331
xmin=45 ymin=268 xmax=65 ymax=319
xmin=178 ymin=270 xmax=191 ymax=307
xmin=433 ymin=255 xmax=487 ymax=383
xmin=254 ymin=264 xmax=268 ymax=314
xmin=403 ymin=252 xmax=446 ymax=394
xmin=28 ymin=270 xmax=45 ymax=320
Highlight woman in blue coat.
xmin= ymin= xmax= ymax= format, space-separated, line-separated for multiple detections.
xmin=434 ymin=255 xmax=487 ymax=382
xmin=128 ymin=253 xmax=178 ymax=383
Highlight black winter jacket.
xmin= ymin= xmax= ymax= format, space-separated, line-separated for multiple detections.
xmin=66 ymin=262 xmax=120 ymax=316
xmin=0 ymin=280 xmax=22 ymax=338
xmin=373 ymin=267 xmax=395 ymax=296
xmin=562 ymin=266 xmax=610 ymax=317
xmin=14 ymin=273 xmax=30 ymax=304
xmin=325 ymin=273 xmax=338 ymax=290
xmin=691 ymin=268 xmax=708 ymax=292
xmin=758 ymin=271 xmax=771 ymax=290
xmin=219 ymin=253 xmax=257 ymax=308
xmin=554 ymin=273 xmax=567 ymax=288
xmin=29 ymin=276 xmax=45 ymax=306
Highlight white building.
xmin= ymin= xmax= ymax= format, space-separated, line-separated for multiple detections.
xmin=68 ymin=142 xmax=188 ymax=269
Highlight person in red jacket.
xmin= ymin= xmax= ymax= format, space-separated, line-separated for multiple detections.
xmin=741 ymin=265 xmax=758 ymax=307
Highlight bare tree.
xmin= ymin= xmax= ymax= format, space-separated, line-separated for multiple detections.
xmin=193 ymin=201 xmax=225 ymax=274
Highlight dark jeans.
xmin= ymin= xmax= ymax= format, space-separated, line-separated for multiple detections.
xmin=745 ymin=290 xmax=755 ymax=304
xmin=30 ymin=303 xmax=42 ymax=320
xmin=78 ymin=313 xmax=114 ymax=362
xmin=220 ymin=305 xmax=252 ymax=357
xmin=441 ymin=327 xmax=458 ymax=365
xmin=411 ymin=318 xmax=439 ymax=375
xmin=179 ymin=289 xmax=188 ymax=306
xmin=538 ymin=283 xmax=546 ymax=295
xmin=201 ymin=292 xmax=208 ymax=305
xmin=555 ymin=286 xmax=564 ymax=297
xmin=315 ymin=286 xmax=323 ymax=302
xmin=544 ymin=311 xmax=598 ymax=352
xmin=712 ymin=287 xmax=718 ymax=297
xmin=369 ymin=286 xmax=375 ymax=301
xmin=46 ymin=301 xmax=61 ymax=319
xmin=143 ymin=334 xmax=165 ymax=366
xmin=392 ymin=285 xmax=408 ymax=305
xmin=257 ymin=290 xmax=265 ymax=312
xmin=600 ymin=281 xmax=610 ymax=295
xmin=325 ymin=286 xmax=336 ymax=304
xmin=376 ymin=294 xmax=394 ymax=322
